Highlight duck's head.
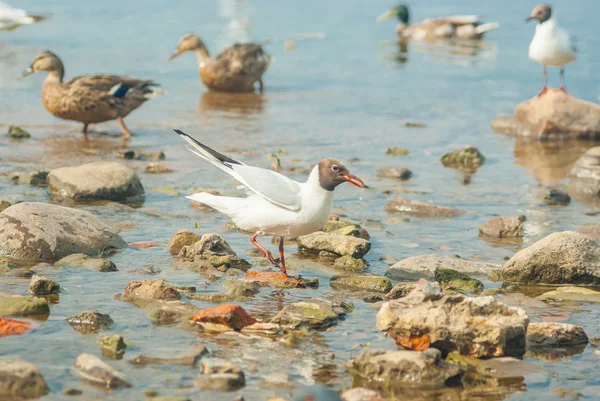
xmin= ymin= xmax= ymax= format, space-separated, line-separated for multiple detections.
xmin=168 ymin=33 xmax=207 ymax=60
xmin=377 ymin=4 xmax=410 ymax=25
xmin=22 ymin=51 xmax=64 ymax=77
xmin=317 ymin=158 xmax=365 ymax=191
xmin=526 ymin=4 xmax=552 ymax=24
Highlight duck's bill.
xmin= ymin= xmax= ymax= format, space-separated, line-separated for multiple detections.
xmin=342 ymin=174 xmax=365 ymax=189
xmin=376 ymin=10 xmax=396 ymax=22
xmin=21 ymin=67 xmax=34 ymax=77
xmin=168 ymin=49 xmax=182 ymax=61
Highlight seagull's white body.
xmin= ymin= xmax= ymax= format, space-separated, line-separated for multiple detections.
xmin=528 ymin=17 xmax=576 ymax=67
xmin=0 ymin=2 xmax=45 ymax=31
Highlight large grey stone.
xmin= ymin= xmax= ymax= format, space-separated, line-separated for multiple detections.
xmin=72 ymin=353 xmax=130 ymax=389
xmin=297 ymin=231 xmax=371 ymax=258
xmin=386 ymin=254 xmax=500 ymax=280
xmin=0 ymin=202 xmax=127 ymax=262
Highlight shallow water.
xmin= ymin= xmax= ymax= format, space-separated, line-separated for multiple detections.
xmin=1 ymin=0 xmax=600 ymax=400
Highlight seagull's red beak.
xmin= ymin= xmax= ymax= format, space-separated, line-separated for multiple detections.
xmin=341 ymin=174 xmax=365 ymax=189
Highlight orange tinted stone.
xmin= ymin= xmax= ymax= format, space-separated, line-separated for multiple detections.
xmin=128 ymin=241 xmax=158 ymax=248
xmin=193 ymin=304 xmax=256 ymax=330
xmin=396 ymin=334 xmax=431 ymax=351
xmin=243 ymin=271 xmax=306 ymax=289
xmin=0 ymin=316 xmax=35 ymax=337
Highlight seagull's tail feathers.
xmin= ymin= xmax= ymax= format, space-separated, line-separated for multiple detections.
xmin=475 ymin=22 xmax=500 ymax=34
xmin=186 ymin=193 xmax=245 ymax=216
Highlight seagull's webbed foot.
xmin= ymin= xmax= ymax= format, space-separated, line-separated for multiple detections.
xmin=250 ymin=232 xmax=287 ymax=276
xmin=537 ymin=87 xmax=549 ymax=97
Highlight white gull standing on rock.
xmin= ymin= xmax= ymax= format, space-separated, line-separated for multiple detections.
xmin=175 ymin=129 xmax=365 ymax=276
xmin=526 ymin=4 xmax=576 ymax=96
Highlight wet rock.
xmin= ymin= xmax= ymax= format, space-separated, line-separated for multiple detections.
xmin=55 ymin=254 xmax=117 ymax=272
xmin=187 ymin=293 xmax=236 ymax=303
xmin=0 ymin=201 xmax=11 ymax=213
xmin=0 ymin=295 xmax=49 ymax=317
xmin=168 ymin=230 xmax=202 ymax=255
xmin=72 ymin=353 xmax=130 ymax=389
xmin=543 ymin=188 xmax=571 ymax=205
xmin=385 ymin=147 xmax=409 ymax=156
xmin=553 ymin=388 xmax=583 ymax=400
xmin=377 ymin=281 xmax=529 ymax=357
xmin=99 ymin=335 xmax=127 ymax=359
xmin=527 ymin=322 xmax=588 ymax=347
xmin=172 ymin=285 xmax=196 ymax=294
xmin=63 ymin=388 xmax=82 ymax=396
xmin=129 ymin=346 xmax=208 ymax=367
xmin=350 ymin=348 xmax=461 ymax=388
xmin=13 ymin=171 xmax=48 ymax=186
xmin=67 ymin=311 xmax=114 ymax=334
xmin=241 ymin=322 xmax=283 ymax=337
xmin=322 ymin=220 xmax=360 ymax=233
xmin=297 ymin=231 xmax=371 ymax=258
xmin=196 ymin=359 xmax=245 ymax=391
xmin=333 ymin=255 xmax=366 ymax=272
xmin=29 ymin=275 xmax=60 ymax=295
xmin=193 ymin=304 xmax=256 ymax=331
xmin=146 ymin=300 xmax=199 ymax=325
xmin=434 ymin=267 xmax=484 ymax=295
xmin=537 ymin=286 xmax=600 ymax=303
xmin=8 ymin=125 xmax=31 ymax=139
xmin=243 ymin=271 xmax=308 ymax=289
xmin=153 ymin=186 xmax=180 ymax=196
xmin=330 ymin=276 xmax=392 ymax=293
xmin=479 ymin=215 xmax=526 ymax=238
xmin=386 ymin=254 xmax=499 ymax=280
xmin=48 ymin=161 xmax=145 ymax=203
xmin=270 ymin=298 xmax=341 ymax=329
xmin=376 ymin=167 xmax=412 ymax=180
xmin=331 ymin=225 xmax=363 ymax=238
xmin=122 ymin=279 xmax=181 ymax=307
xmin=385 ymin=283 xmax=417 ymax=300
xmin=501 ymin=231 xmax=600 ymax=285
xmin=260 ymin=372 xmax=294 ymax=390
xmin=223 ymin=279 xmax=260 ymax=298
xmin=385 ymin=197 xmax=462 ymax=218
xmin=0 ymin=316 xmax=35 ymax=337
xmin=179 ymin=233 xmax=250 ymax=271
xmin=568 ymin=146 xmax=600 ymax=202
xmin=145 ymin=163 xmax=174 ymax=174
xmin=0 ymin=202 xmax=127 ymax=262
xmin=440 ymin=146 xmax=486 ymax=173
xmin=341 ymin=387 xmax=384 ymax=401
xmin=0 ymin=359 xmax=49 ymax=399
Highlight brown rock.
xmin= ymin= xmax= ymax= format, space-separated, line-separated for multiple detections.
xmin=67 ymin=311 xmax=114 ymax=334
xmin=385 ymin=197 xmax=462 ymax=218
xmin=72 ymin=353 xmax=130 ymax=389
xmin=193 ymin=304 xmax=256 ymax=330
xmin=168 ymin=230 xmax=202 ymax=255
xmin=0 ymin=359 xmax=49 ymax=399
xmin=376 ymin=167 xmax=412 ymax=180
xmin=479 ymin=215 xmax=526 ymax=238
xmin=123 ymin=279 xmax=181 ymax=307
xmin=29 ymin=275 xmax=60 ymax=295
xmin=243 ymin=271 xmax=307 ymax=289
xmin=527 ymin=322 xmax=589 ymax=347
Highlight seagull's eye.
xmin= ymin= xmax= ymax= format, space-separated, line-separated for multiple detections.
xmin=331 ymin=165 xmax=339 ymax=172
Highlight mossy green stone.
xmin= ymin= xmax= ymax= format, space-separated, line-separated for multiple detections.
xmin=435 ymin=266 xmax=484 ymax=294
xmin=329 ymin=275 xmax=392 ymax=293
xmin=0 ymin=295 xmax=49 ymax=316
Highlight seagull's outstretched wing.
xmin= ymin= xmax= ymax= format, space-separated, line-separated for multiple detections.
xmin=175 ymin=129 xmax=302 ymax=211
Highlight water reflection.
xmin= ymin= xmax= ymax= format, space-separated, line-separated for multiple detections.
xmin=383 ymin=38 xmax=497 ymax=67
xmin=199 ymin=91 xmax=265 ymax=116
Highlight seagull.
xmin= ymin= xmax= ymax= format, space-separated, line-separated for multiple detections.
xmin=526 ymin=4 xmax=576 ymax=96
xmin=0 ymin=2 xmax=48 ymax=31
xmin=175 ymin=129 xmax=365 ymax=276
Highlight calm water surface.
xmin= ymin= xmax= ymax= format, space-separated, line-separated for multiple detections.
xmin=1 ymin=0 xmax=600 ymax=400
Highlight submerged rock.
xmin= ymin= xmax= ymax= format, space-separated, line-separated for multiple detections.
xmin=385 ymin=147 xmax=409 ymax=156
xmin=146 ymin=300 xmax=199 ymax=325
xmin=385 ymin=197 xmax=462 ymax=218
xmin=67 ymin=311 xmax=114 ymax=334
xmin=501 ymin=231 xmax=600 ymax=285
xmin=341 ymin=387 xmax=384 ymax=401
xmin=527 ymin=322 xmax=588 ymax=347
xmin=434 ymin=267 xmax=484 ymax=295
xmin=543 ymin=189 xmax=571 ymax=206
xmin=350 ymin=348 xmax=461 ymax=389
xmin=386 ymin=254 xmax=499 ymax=280
xmin=168 ymin=229 xmax=202 ymax=255
xmin=129 ymin=346 xmax=208 ymax=367
xmin=13 ymin=171 xmax=48 ymax=186
xmin=0 ymin=295 xmax=49 ymax=317
xmin=122 ymin=279 xmax=181 ymax=307
xmin=196 ymin=359 xmax=245 ymax=391
xmin=72 ymin=353 xmax=130 ymax=389
xmin=178 ymin=233 xmax=250 ymax=271
xmin=0 ymin=202 xmax=127 ymax=262
xmin=297 ymin=231 xmax=371 ymax=258
xmin=377 ymin=281 xmax=529 ymax=358
xmin=322 ymin=220 xmax=360 ymax=233
xmin=330 ymin=276 xmax=392 ymax=293
xmin=48 ymin=161 xmax=145 ymax=203
xmin=440 ymin=146 xmax=486 ymax=173
xmin=479 ymin=215 xmax=526 ymax=238
xmin=376 ymin=167 xmax=412 ymax=180
xmin=223 ymin=279 xmax=260 ymax=298
xmin=568 ymin=146 xmax=600 ymax=202
xmin=55 ymin=254 xmax=117 ymax=272
xmin=491 ymin=90 xmax=600 ymax=140
xmin=29 ymin=275 xmax=60 ymax=295
xmin=333 ymin=255 xmax=367 ymax=272
xmin=99 ymin=335 xmax=127 ymax=359
xmin=271 ymin=298 xmax=342 ymax=329
xmin=537 ymin=286 xmax=600 ymax=303
xmin=8 ymin=125 xmax=31 ymax=139
xmin=193 ymin=304 xmax=256 ymax=331
xmin=0 ymin=359 xmax=49 ymax=399
xmin=242 ymin=271 xmax=310 ymax=289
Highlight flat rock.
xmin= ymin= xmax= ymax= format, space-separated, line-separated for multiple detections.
xmin=376 ymin=167 xmax=412 ymax=180
xmin=537 ymin=286 xmax=600 ymax=303
xmin=0 ymin=295 xmax=49 ymax=317
xmin=241 ymin=271 xmax=308 ymax=289
xmin=72 ymin=353 xmax=130 ymax=389
xmin=377 ymin=281 xmax=529 ymax=358
xmin=196 ymin=359 xmax=245 ymax=391
xmin=479 ymin=215 xmax=526 ymax=238
xmin=440 ymin=146 xmax=485 ymax=173
xmin=48 ymin=161 xmax=145 ymax=202
xmin=385 ymin=197 xmax=462 ymax=218
xmin=146 ymin=300 xmax=199 ymax=325
xmin=501 ymin=231 xmax=600 ymax=285
xmin=193 ymin=304 xmax=256 ymax=330
xmin=55 ymin=253 xmax=117 ymax=272
xmin=322 ymin=220 xmax=360 ymax=233
xmin=568 ymin=146 xmax=600 ymax=202
xmin=0 ymin=359 xmax=49 ymax=399
xmin=129 ymin=346 xmax=208 ymax=367
xmin=0 ymin=202 xmax=127 ymax=262
xmin=333 ymin=255 xmax=366 ymax=272
xmin=385 ymin=147 xmax=409 ymax=156
xmin=67 ymin=311 xmax=114 ymax=334
xmin=527 ymin=322 xmax=588 ymax=347
xmin=386 ymin=254 xmax=500 ymax=280
xmin=270 ymin=298 xmax=341 ymax=329
xmin=29 ymin=275 xmax=60 ymax=295
xmin=434 ymin=267 xmax=484 ymax=295
xmin=342 ymin=387 xmax=384 ymax=401
xmin=168 ymin=230 xmax=202 ymax=255
xmin=330 ymin=276 xmax=392 ymax=293
xmin=491 ymin=90 xmax=600 ymax=140
xmin=543 ymin=189 xmax=571 ymax=206
xmin=223 ymin=279 xmax=260 ymax=298
xmin=122 ymin=279 xmax=181 ymax=307
xmin=297 ymin=231 xmax=371 ymax=258
xmin=178 ymin=233 xmax=250 ymax=271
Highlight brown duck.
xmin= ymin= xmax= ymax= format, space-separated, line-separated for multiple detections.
xmin=22 ymin=51 xmax=164 ymax=139
xmin=169 ymin=33 xmax=270 ymax=93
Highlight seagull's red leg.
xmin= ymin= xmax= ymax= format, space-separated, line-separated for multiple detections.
xmin=559 ymin=67 xmax=569 ymax=93
xmin=537 ymin=65 xmax=548 ymax=97
xmin=250 ymin=232 xmax=282 ymax=272
xmin=278 ymin=237 xmax=287 ymax=276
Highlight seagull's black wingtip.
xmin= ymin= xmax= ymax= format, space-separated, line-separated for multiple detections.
xmin=174 ymin=129 xmax=186 ymax=136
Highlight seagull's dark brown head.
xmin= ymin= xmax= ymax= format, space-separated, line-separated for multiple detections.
xmin=526 ymin=4 xmax=552 ymax=23
xmin=317 ymin=158 xmax=364 ymax=191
